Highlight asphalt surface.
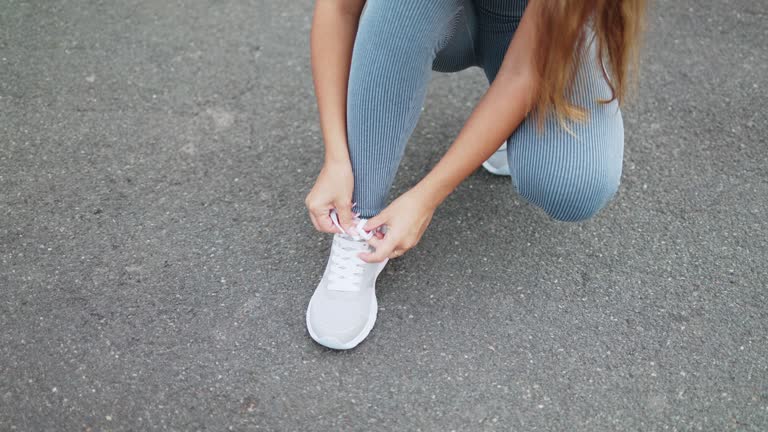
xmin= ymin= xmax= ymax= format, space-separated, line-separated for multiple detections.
xmin=1 ymin=0 xmax=767 ymax=431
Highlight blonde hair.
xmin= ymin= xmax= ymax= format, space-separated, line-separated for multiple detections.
xmin=534 ymin=0 xmax=647 ymax=127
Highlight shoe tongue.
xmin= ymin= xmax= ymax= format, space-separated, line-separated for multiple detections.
xmin=342 ymin=230 xmax=367 ymax=242
xmin=328 ymin=234 xmax=371 ymax=292
xmin=336 ymin=233 xmax=371 ymax=252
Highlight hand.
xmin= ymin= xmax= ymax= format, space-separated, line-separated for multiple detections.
xmin=305 ymin=159 xmax=357 ymax=233
xmin=359 ymin=187 xmax=437 ymax=263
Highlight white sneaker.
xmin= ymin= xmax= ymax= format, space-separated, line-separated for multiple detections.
xmin=482 ymin=141 xmax=510 ymax=176
xmin=306 ymin=212 xmax=388 ymax=350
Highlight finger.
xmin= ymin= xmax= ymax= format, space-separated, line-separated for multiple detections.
xmin=308 ymin=207 xmax=329 ymax=232
xmin=366 ymin=236 xmax=384 ymax=249
xmin=334 ymin=201 xmax=355 ymax=231
xmin=311 ymin=207 xmax=339 ymax=233
xmin=389 ymin=249 xmax=406 ymax=259
xmin=359 ymin=237 xmax=396 ymax=263
xmin=363 ymin=213 xmax=387 ymax=232
xmin=308 ymin=211 xmax=322 ymax=232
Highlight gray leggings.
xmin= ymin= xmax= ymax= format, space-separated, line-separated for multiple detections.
xmin=347 ymin=0 xmax=624 ymax=222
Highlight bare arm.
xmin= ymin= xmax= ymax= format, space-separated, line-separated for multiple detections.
xmin=310 ymin=0 xmax=366 ymax=164
xmin=415 ymin=0 xmax=542 ymax=207
xmin=361 ymin=0 xmax=543 ymax=262
xmin=304 ymin=0 xmax=366 ymax=234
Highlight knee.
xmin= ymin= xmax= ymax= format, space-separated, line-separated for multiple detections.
xmin=514 ymin=169 xmax=620 ymax=222
xmin=359 ymin=1 xmax=439 ymax=48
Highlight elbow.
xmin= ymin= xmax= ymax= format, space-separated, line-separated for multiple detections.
xmin=495 ymin=67 xmax=540 ymax=113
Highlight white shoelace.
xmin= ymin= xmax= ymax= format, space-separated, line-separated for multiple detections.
xmin=329 ymin=209 xmax=373 ymax=240
xmin=326 ymin=210 xmax=374 ymax=291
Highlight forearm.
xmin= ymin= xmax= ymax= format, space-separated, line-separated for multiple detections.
xmin=414 ymin=0 xmax=542 ymax=209
xmin=310 ymin=0 xmax=365 ymax=164
xmin=415 ymin=74 xmax=536 ymax=208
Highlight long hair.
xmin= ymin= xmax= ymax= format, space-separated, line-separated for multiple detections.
xmin=534 ymin=0 xmax=647 ymax=127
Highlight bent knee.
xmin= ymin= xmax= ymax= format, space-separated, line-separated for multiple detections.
xmin=515 ymin=171 xmax=620 ymax=222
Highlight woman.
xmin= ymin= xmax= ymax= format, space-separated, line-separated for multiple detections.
xmin=304 ymin=0 xmax=646 ymax=349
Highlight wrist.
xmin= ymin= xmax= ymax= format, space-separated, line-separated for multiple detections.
xmin=412 ymin=175 xmax=453 ymax=210
xmin=321 ymin=129 xmax=351 ymax=165
xmin=323 ymin=149 xmax=351 ymax=166
xmin=322 ymin=155 xmax=352 ymax=172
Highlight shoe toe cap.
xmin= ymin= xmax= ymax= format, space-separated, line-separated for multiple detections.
xmin=307 ymin=298 xmax=372 ymax=349
xmin=308 ymin=309 xmax=367 ymax=346
xmin=312 ymin=335 xmax=356 ymax=350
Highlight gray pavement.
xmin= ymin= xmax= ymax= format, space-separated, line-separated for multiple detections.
xmin=1 ymin=0 xmax=767 ymax=430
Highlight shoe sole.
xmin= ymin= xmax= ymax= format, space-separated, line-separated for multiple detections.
xmin=481 ymin=160 xmax=510 ymax=176
xmin=482 ymin=143 xmax=510 ymax=176
xmin=306 ymin=259 xmax=387 ymax=350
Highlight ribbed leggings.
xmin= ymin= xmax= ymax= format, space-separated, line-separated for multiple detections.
xmin=347 ymin=0 xmax=624 ymax=222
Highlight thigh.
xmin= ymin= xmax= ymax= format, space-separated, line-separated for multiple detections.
xmin=473 ymin=0 xmax=527 ymax=81
xmin=507 ymin=37 xmax=624 ymax=221
xmin=477 ymin=22 xmax=624 ymax=221
xmin=431 ymin=1 xmax=479 ymax=73
xmin=357 ymin=0 xmax=467 ymax=51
